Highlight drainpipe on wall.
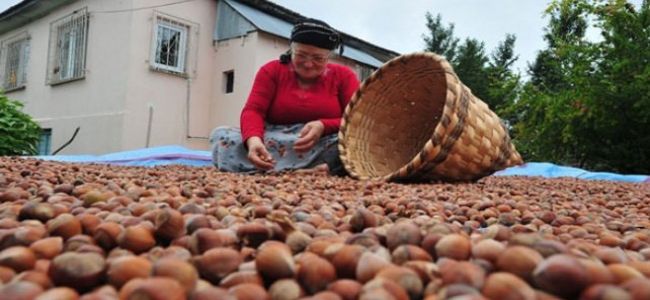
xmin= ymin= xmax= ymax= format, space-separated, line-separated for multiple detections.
xmin=145 ymin=103 xmax=153 ymax=148
xmin=186 ymin=77 xmax=209 ymax=140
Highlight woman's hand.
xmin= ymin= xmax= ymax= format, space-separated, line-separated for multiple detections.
xmin=246 ymin=137 xmax=275 ymax=170
xmin=294 ymin=121 xmax=325 ymax=153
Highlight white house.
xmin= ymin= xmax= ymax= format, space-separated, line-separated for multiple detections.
xmin=0 ymin=0 xmax=398 ymax=155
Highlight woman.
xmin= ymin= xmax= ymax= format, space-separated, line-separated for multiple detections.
xmin=210 ymin=19 xmax=360 ymax=174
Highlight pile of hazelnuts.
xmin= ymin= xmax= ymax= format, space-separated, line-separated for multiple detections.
xmin=0 ymin=157 xmax=649 ymax=299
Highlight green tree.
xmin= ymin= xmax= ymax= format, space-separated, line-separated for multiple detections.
xmin=0 ymin=91 xmax=41 ymax=156
xmin=422 ymin=13 xmax=459 ymax=62
xmin=488 ymin=34 xmax=521 ymax=113
xmin=454 ymin=38 xmax=490 ymax=104
xmin=508 ymin=0 xmax=650 ymax=173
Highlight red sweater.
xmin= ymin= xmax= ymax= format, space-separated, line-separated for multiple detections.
xmin=240 ymin=60 xmax=360 ymax=142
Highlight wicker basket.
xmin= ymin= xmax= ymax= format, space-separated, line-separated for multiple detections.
xmin=338 ymin=52 xmax=523 ymax=182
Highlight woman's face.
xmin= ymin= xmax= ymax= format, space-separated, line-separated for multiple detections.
xmin=291 ymin=43 xmax=331 ymax=81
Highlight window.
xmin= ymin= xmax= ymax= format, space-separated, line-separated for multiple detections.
xmin=38 ymin=129 xmax=52 ymax=155
xmin=358 ymin=65 xmax=374 ymax=82
xmin=1 ymin=33 xmax=30 ymax=91
xmin=151 ymin=15 xmax=189 ymax=74
xmin=224 ymin=70 xmax=234 ymax=93
xmin=47 ymin=8 xmax=89 ymax=84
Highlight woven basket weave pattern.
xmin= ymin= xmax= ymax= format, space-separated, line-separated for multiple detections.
xmin=338 ymin=52 xmax=523 ymax=182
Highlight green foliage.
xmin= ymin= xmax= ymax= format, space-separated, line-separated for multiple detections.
xmin=0 ymin=91 xmax=40 ymax=156
xmin=507 ymin=0 xmax=650 ymax=173
xmin=423 ymin=13 xmax=459 ymax=62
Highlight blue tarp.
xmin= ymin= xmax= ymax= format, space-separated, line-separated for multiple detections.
xmin=36 ymin=145 xmax=649 ymax=184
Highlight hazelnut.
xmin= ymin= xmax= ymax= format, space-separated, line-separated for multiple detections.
xmin=297 ymin=252 xmax=337 ymax=294
xmin=11 ymin=270 xmax=52 ymax=289
xmin=606 ymin=264 xmax=644 ymax=284
xmin=471 ymin=239 xmax=505 ymax=263
xmin=0 ymin=281 xmax=43 ymax=299
xmin=117 ymin=224 xmax=156 ymax=254
xmin=375 ymin=266 xmax=423 ymax=299
xmin=0 ymin=246 xmax=36 ymax=272
xmin=386 ymin=221 xmax=422 ymax=250
xmin=33 ymin=287 xmax=79 ymax=300
xmin=481 ymin=272 xmax=536 ymax=300
xmin=154 ymin=208 xmax=186 ymax=242
xmin=93 ymin=222 xmax=123 ymax=250
xmin=29 ymin=237 xmax=63 ymax=260
xmin=495 ymin=246 xmax=543 ymax=282
xmin=268 ymin=278 xmax=305 ymax=300
xmin=435 ymin=234 xmax=471 ymax=260
xmin=579 ymin=284 xmax=631 ymax=300
xmin=119 ymin=277 xmax=186 ymax=300
xmin=236 ymin=222 xmax=272 ymax=248
xmin=327 ymin=279 xmax=362 ymax=300
xmin=152 ymin=257 xmax=198 ymax=293
xmin=107 ymin=255 xmax=152 ymax=288
xmin=46 ymin=213 xmax=82 ymax=240
xmin=48 ymin=252 xmax=106 ymax=292
xmin=191 ymin=286 xmax=235 ymax=300
xmin=440 ymin=261 xmax=485 ymax=289
xmin=193 ymin=247 xmax=242 ymax=284
xmin=227 ymin=283 xmax=270 ymax=300
xmin=255 ymin=241 xmax=296 ymax=282
xmin=331 ymin=244 xmax=366 ymax=279
xmin=621 ymin=278 xmax=650 ymax=300
xmin=532 ymin=254 xmax=589 ymax=298
xmin=391 ymin=245 xmax=433 ymax=265
xmin=349 ymin=208 xmax=378 ymax=233
xmin=219 ymin=270 xmax=264 ymax=288
xmin=361 ymin=277 xmax=409 ymax=300
xmin=355 ymin=251 xmax=392 ymax=283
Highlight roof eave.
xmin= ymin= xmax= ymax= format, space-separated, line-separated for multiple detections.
xmin=0 ymin=0 xmax=78 ymax=35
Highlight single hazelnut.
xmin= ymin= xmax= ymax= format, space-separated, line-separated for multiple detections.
xmin=107 ymin=255 xmax=152 ymax=288
xmin=268 ymin=278 xmax=305 ymax=300
xmin=29 ymin=237 xmax=62 ymax=260
xmin=119 ymin=277 xmax=186 ymax=300
xmin=193 ymin=247 xmax=242 ymax=284
xmin=117 ymin=224 xmax=156 ymax=254
xmin=0 ymin=246 xmax=36 ymax=272
xmin=435 ymin=234 xmax=471 ymax=260
xmin=48 ymin=252 xmax=106 ymax=292
xmin=33 ymin=287 xmax=79 ymax=300
xmin=327 ymin=279 xmax=362 ymax=300
xmin=532 ymin=254 xmax=589 ymax=298
xmin=481 ymin=272 xmax=536 ymax=300
xmin=297 ymin=252 xmax=337 ymax=294
xmin=495 ymin=246 xmax=543 ymax=283
xmin=255 ymin=241 xmax=296 ymax=283
xmin=47 ymin=213 xmax=82 ymax=240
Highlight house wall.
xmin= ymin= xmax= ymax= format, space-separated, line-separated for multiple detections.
xmin=0 ymin=0 xmax=134 ymax=155
xmin=120 ymin=0 xmax=217 ymax=151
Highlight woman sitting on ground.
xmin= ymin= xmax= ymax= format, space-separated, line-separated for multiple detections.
xmin=210 ymin=18 xmax=360 ymax=175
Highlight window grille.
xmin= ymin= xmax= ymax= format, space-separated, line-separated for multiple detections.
xmin=151 ymin=15 xmax=189 ymax=74
xmin=0 ymin=33 xmax=30 ymax=91
xmin=47 ymin=8 xmax=89 ymax=84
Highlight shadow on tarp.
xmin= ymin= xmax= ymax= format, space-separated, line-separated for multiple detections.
xmin=35 ymin=145 xmax=649 ymax=183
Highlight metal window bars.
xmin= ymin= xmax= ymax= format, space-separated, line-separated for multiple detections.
xmin=1 ymin=34 xmax=30 ymax=90
xmin=152 ymin=15 xmax=188 ymax=74
xmin=47 ymin=8 xmax=88 ymax=84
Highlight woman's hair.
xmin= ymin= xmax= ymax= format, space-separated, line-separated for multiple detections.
xmin=280 ymin=18 xmax=344 ymax=64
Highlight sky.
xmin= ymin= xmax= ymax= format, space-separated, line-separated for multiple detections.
xmin=0 ymin=0 xmax=643 ymax=75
